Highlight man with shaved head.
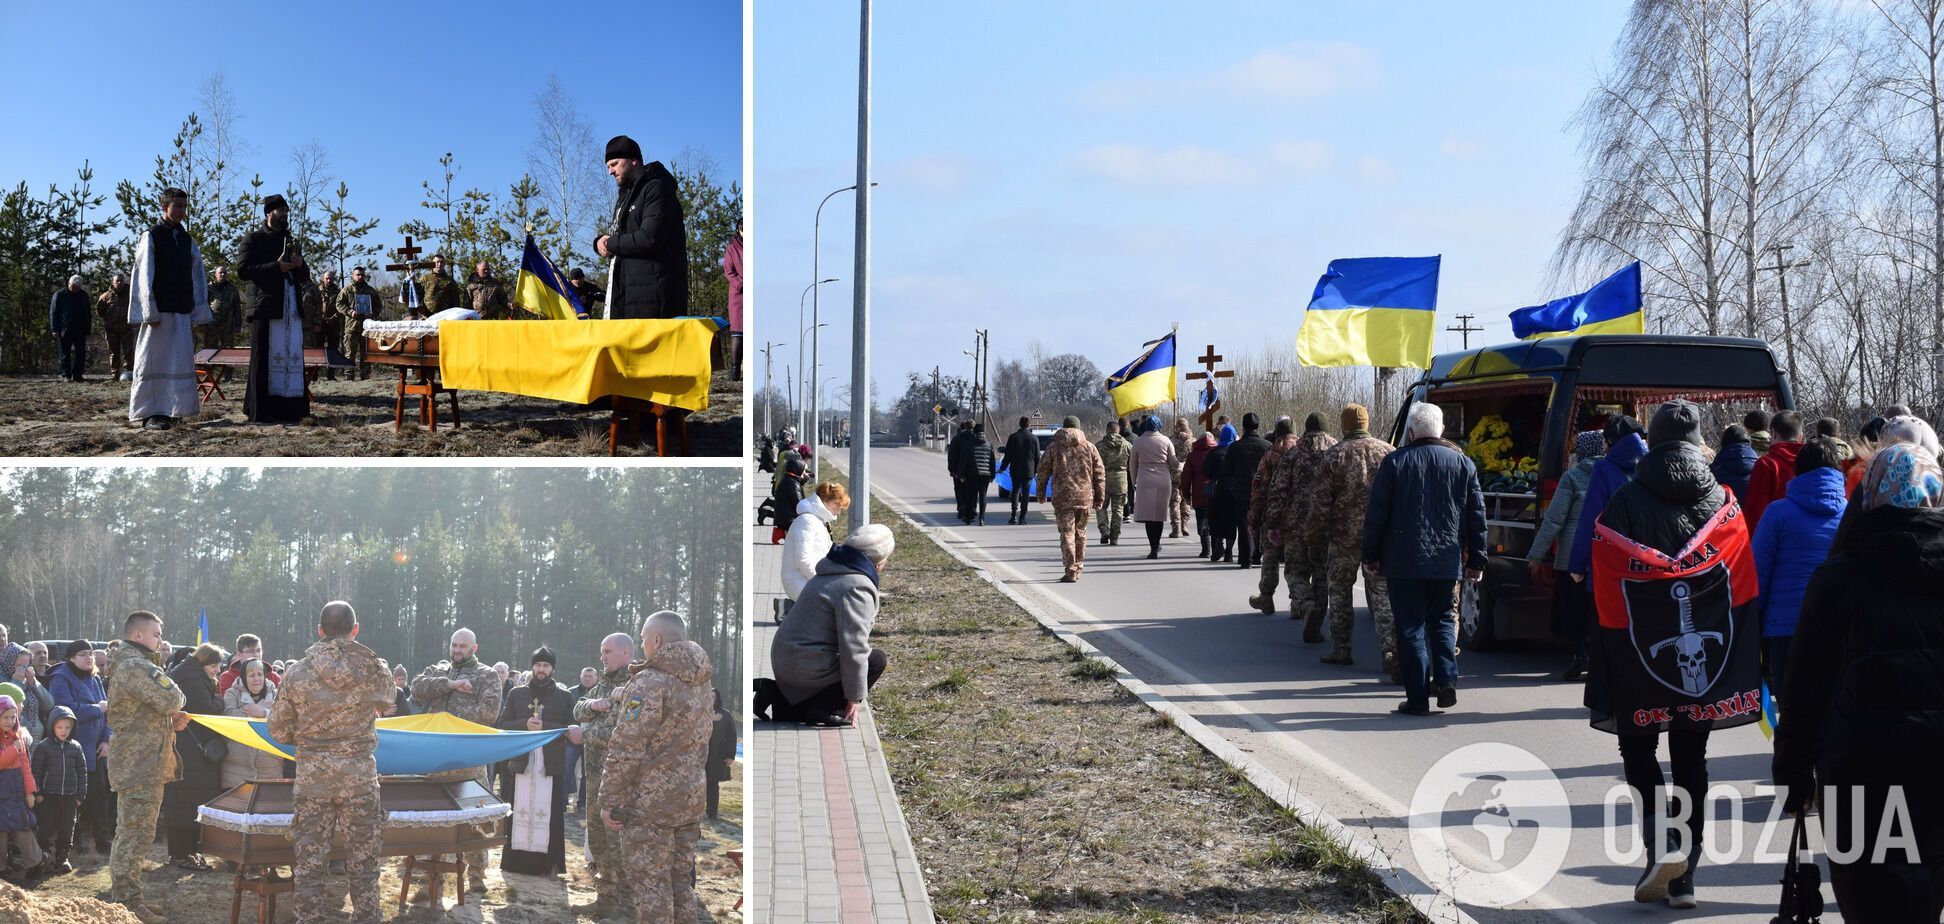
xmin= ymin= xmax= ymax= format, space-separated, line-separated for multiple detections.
xmin=601 ymin=612 xmax=715 ymax=923
xmin=568 ymin=632 xmax=635 ymax=915
xmin=409 ymin=628 xmax=502 ymax=895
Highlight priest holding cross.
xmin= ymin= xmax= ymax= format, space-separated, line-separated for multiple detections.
xmin=494 ymin=646 xmax=579 ymax=877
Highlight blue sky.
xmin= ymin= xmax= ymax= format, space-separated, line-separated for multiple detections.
xmin=755 ymin=2 xmax=1633 ymax=405
xmin=0 ymin=0 xmax=741 ymax=269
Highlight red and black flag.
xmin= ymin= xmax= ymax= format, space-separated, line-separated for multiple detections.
xmin=1588 ymin=499 xmax=1763 ymax=734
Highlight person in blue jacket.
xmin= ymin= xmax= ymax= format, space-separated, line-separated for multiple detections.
xmin=1750 ymin=436 xmax=1846 ymax=697
xmin=1567 ymin=416 xmax=1649 ymax=584
xmin=1709 ymin=425 xmax=1758 ymax=500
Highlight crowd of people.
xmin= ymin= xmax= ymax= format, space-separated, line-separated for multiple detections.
xmin=0 ymin=607 xmax=737 ymax=924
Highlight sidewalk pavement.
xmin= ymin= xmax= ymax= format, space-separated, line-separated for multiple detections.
xmin=750 ymin=478 xmax=934 ymax=923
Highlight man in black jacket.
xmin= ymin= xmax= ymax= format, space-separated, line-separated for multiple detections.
xmin=1223 ymin=413 xmax=1275 ymax=569
xmin=1003 ymin=417 xmax=1041 ymax=525
xmin=234 ymin=195 xmax=311 ymax=423
xmin=592 ymin=135 xmax=688 ymax=319
xmin=967 ymin=423 xmax=996 ymax=526
xmin=947 ymin=420 xmax=977 ymax=523
xmin=49 ymin=276 xmax=92 ymax=382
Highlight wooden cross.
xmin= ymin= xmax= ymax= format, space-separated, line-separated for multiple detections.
xmin=385 ymin=236 xmax=436 ymax=314
xmin=1183 ymin=343 xmax=1234 ymax=433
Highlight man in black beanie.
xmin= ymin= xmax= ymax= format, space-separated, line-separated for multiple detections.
xmin=235 ymin=193 xmax=312 ymax=423
xmin=593 ymin=134 xmax=688 ymax=319
xmin=495 ymin=645 xmax=580 ymax=876
xmin=1222 ymin=412 xmax=1274 ymax=570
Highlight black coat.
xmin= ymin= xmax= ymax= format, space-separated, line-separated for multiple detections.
xmin=234 ymin=224 xmax=309 ymax=322
xmin=947 ymin=430 xmax=975 ymax=478
xmin=162 ymin=661 xmax=225 ymax=829
xmin=497 ymin=679 xmax=578 ymax=776
xmin=968 ymin=435 xmax=996 ymax=480
xmin=599 ymin=161 xmax=687 ymax=319
xmin=1361 ymin=438 xmax=1488 ymax=579
xmin=1598 ymin=441 xmax=1725 ymax=558
xmin=1222 ymin=432 xmax=1273 ymax=500
xmin=707 ymin=707 xmax=737 ymax=783
xmin=1002 ymin=429 xmax=1040 ymax=481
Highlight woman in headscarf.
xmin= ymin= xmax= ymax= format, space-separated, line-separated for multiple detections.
xmin=1528 ymin=429 xmax=1605 ymax=680
xmin=1181 ymin=432 xmax=1218 ymax=558
xmin=1204 ymin=424 xmax=1240 ymax=562
xmin=1130 ymin=414 xmax=1180 ymax=558
xmin=1774 ymin=441 xmax=1944 ymax=922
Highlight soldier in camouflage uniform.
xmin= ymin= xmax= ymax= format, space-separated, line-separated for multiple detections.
xmin=334 ymin=267 xmax=386 ymax=381
xmin=409 ymin=628 xmax=503 ymax=894
xmin=1307 ymin=404 xmax=1397 ymax=678
xmin=419 ymin=255 xmax=464 ymax=319
xmin=1277 ymin=414 xmax=1339 ymax=641
xmin=1246 ymin=418 xmax=1301 ymax=615
xmin=96 ymin=274 xmax=133 ymax=380
xmin=599 ymin=612 xmax=714 ymax=924
xmin=1036 ymin=416 xmax=1106 ymax=583
xmin=314 ymin=271 xmax=342 ymax=378
xmin=467 ymin=262 xmax=520 ymax=320
xmin=204 ymin=265 xmax=242 ymax=350
xmin=105 ymin=612 xmax=189 ymax=924
xmin=267 ymin=602 xmax=395 ymax=924
xmin=1168 ymin=418 xmax=1193 ymax=537
xmin=570 ymin=632 xmax=635 ymax=915
xmin=1096 ymin=422 xmax=1132 ymax=545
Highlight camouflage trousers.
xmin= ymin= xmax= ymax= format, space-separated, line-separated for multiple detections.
xmin=1169 ymin=474 xmax=1190 ymax=534
xmin=622 ymin=822 xmax=699 ymax=924
xmin=1100 ymin=492 xmax=1126 ymax=542
xmin=1054 ymin=506 xmax=1091 ymax=576
xmin=1281 ymin=536 xmax=1329 ymax=620
xmin=109 ymin=784 xmax=162 ymax=904
xmin=292 ymin=786 xmax=385 ymax=924
xmin=1326 ymin=546 xmax=1394 ymax=661
xmin=584 ymin=752 xmax=627 ymax=903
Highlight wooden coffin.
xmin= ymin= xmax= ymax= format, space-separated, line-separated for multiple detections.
xmin=363 ymin=332 xmax=440 ymax=367
xmin=197 ymin=777 xmax=507 ymax=865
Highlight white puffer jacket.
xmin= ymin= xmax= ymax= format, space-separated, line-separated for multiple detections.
xmin=782 ymin=495 xmax=838 ymax=600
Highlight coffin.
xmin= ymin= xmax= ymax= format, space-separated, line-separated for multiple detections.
xmin=363 ymin=330 xmax=441 ymax=367
xmin=197 ymin=777 xmax=508 ymax=866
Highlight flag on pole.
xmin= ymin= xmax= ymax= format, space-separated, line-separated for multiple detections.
xmin=1510 ymin=261 xmax=1644 ymax=340
xmin=1297 ymin=256 xmax=1441 ymax=368
xmin=196 ymin=607 xmax=209 ymax=647
xmin=513 ymin=234 xmax=587 ymax=320
xmin=1105 ymin=332 xmax=1177 ymax=416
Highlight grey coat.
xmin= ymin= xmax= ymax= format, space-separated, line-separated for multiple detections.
xmin=1529 ymin=457 xmax=1595 ymax=570
xmin=770 ymin=548 xmax=880 ymax=705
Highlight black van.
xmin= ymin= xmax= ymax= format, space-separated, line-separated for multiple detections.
xmin=1387 ymin=334 xmax=1793 ymax=650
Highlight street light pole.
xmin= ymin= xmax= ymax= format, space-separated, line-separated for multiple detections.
xmin=760 ymin=340 xmax=786 ymax=439
xmin=813 ymin=181 xmax=875 ymax=468
xmin=849 ymin=0 xmax=873 ymax=532
xmin=797 ymin=278 xmax=837 ymax=440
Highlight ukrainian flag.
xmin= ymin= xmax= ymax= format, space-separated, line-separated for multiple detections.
xmin=1510 ymin=261 xmax=1644 ymax=340
xmin=514 ymin=234 xmax=587 ymax=321
xmin=1105 ymin=332 xmax=1177 ymax=416
xmin=196 ymin=607 xmax=209 ymax=647
xmin=1297 ymin=256 xmax=1441 ymax=368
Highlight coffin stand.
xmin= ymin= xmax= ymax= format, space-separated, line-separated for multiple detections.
xmin=362 ymin=332 xmax=460 ymax=432
xmin=193 ymin=348 xmax=336 ymax=403
xmin=198 ymin=777 xmax=508 ymax=923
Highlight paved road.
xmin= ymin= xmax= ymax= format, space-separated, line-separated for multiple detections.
xmin=832 ymin=445 xmax=1833 ymax=923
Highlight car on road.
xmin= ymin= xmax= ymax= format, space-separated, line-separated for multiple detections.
xmin=1388 ymin=334 xmax=1793 ymax=651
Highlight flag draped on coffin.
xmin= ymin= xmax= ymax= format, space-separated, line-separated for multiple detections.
xmin=191 ymin=712 xmax=566 ymax=776
xmin=1510 ymin=261 xmax=1644 ymax=340
xmin=1105 ymin=332 xmax=1177 ymax=416
xmin=1587 ymin=498 xmax=1763 ymax=735
xmin=514 ymin=234 xmax=587 ymax=320
xmin=1297 ymin=256 xmax=1441 ymax=368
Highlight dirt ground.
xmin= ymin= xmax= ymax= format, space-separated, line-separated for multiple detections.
xmin=0 ymin=370 xmax=741 ymax=457
xmin=29 ymin=766 xmax=743 ymax=923
xmin=819 ymin=478 xmax=1418 ymax=922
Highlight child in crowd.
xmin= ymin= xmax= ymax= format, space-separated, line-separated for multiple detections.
xmin=0 ymin=697 xmax=45 ymax=886
xmin=29 ymin=706 xmax=84 ymax=875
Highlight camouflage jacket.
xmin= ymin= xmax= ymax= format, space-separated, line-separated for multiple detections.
xmin=421 ymin=271 xmax=464 ymax=315
xmin=572 ymin=666 xmax=632 ymax=754
xmin=467 ymin=275 xmax=514 ymax=319
xmin=1038 ymin=427 xmax=1105 ymax=509
xmin=206 ymin=279 xmax=242 ymax=327
xmin=409 ymin=657 xmax=503 ymax=727
xmin=1248 ymin=434 xmax=1300 ymax=537
xmin=268 ymin=637 xmax=393 ymax=796
xmin=96 ymin=285 xmax=132 ymax=331
xmin=334 ymin=282 xmax=387 ymax=354
xmin=1169 ymin=428 xmax=1192 ymax=474
xmin=105 ymin=640 xmax=184 ymax=791
xmin=1097 ymin=432 xmax=1132 ymax=496
xmin=599 ymin=640 xmax=714 ymax=828
xmin=1277 ymin=429 xmax=1340 ymax=539
xmin=1307 ymin=433 xmax=1394 ymax=549
xmin=316 ymin=282 xmax=342 ymax=335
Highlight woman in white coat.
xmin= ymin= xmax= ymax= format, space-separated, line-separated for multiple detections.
xmin=782 ymin=482 xmax=852 ymax=603
xmin=1130 ymin=415 xmax=1180 ymax=559
xmin=219 ymin=659 xmax=288 ymax=788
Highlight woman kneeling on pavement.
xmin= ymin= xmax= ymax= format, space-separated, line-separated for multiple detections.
xmin=754 ymin=524 xmax=896 ymax=727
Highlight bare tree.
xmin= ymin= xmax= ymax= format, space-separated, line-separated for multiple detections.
xmin=286 ymin=140 xmax=335 ymax=252
xmin=526 ymin=75 xmax=605 ymax=271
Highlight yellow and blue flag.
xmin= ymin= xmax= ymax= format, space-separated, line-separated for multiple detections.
xmin=196 ymin=607 xmax=209 ymax=647
xmin=1297 ymin=256 xmax=1441 ymax=368
xmin=514 ymin=234 xmax=587 ymax=321
xmin=1105 ymin=332 xmax=1177 ymax=416
xmin=1510 ymin=261 xmax=1644 ymax=340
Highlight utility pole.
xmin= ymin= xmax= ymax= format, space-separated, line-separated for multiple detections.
xmin=1760 ymin=244 xmax=1811 ymax=394
xmin=760 ymin=340 xmax=785 ymax=439
xmin=1265 ymin=369 xmax=1286 ymax=410
xmin=1446 ymin=313 xmax=1482 ymax=350
xmin=931 ymin=365 xmax=942 ymax=447
xmin=848 ymin=0 xmax=874 ymax=533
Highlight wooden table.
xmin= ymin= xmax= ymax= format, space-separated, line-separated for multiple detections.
xmin=193 ymin=348 xmax=337 ymax=402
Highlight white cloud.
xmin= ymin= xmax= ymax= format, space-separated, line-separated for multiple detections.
xmin=1357 ymin=155 xmax=1397 ymax=183
xmin=1076 ymin=41 xmax=1377 ymax=109
xmin=1439 ymin=137 xmax=1485 ymax=159
xmin=1269 ymin=140 xmax=1333 ymax=174
xmin=883 ymin=154 xmax=980 ymax=193
xmin=1073 ymin=144 xmax=1260 ymax=185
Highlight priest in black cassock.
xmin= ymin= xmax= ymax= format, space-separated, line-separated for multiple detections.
xmin=234 ymin=194 xmax=311 ymax=423
xmin=495 ymin=646 xmax=579 ymax=876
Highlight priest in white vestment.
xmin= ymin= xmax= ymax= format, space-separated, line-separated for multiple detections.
xmin=495 ymin=646 xmax=579 ymax=876
xmin=127 ymin=186 xmax=211 ymax=429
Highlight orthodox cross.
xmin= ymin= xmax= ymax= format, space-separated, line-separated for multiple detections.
xmin=385 ymin=235 xmax=435 ymax=313
xmin=1183 ymin=343 xmax=1234 ymax=433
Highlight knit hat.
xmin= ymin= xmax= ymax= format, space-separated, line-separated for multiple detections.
xmin=1573 ymin=429 xmax=1605 ymax=462
xmin=1144 ymin=414 xmax=1161 ymax=434
xmin=845 ymin=523 xmax=897 ymax=564
xmin=262 ymin=194 xmax=289 ymax=214
xmin=1271 ymin=416 xmax=1293 ymax=437
xmin=1860 ymin=442 xmax=1944 ymax=511
xmin=1603 ymin=414 xmax=1644 ymax=445
xmin=1647 ymin=400 xmax=1703 ymax=448
xmin=1721 ymin=424 xmax=1750 ymax=447
xmin=1062 ymin=415 xmax=1082 ymax=429
xmin=605 ymin=134 xmax=643 ymax=162
xmin=1242 ymin=412 xmax=1261 ymax=431
xmin=1341 ymin=404 xmax=1369 ymax=433
xmin=530 ymin=646 xmax=556 ymax=666
xmin=64 ymin=640 xmax=91 ymax=662
xmin=0 ymin=684 xmax=19 ymax=711
xmin=1304 ymin=413 xmax=1325 ymax=433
